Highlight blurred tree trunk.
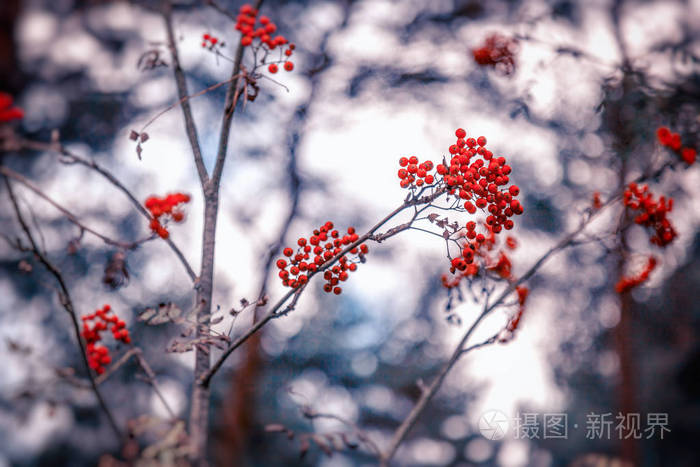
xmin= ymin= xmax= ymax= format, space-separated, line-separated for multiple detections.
xmin=0 ymin=0 xmax=21 ymax=91
xmin=609 ymin=69 xmax=639 ymax=466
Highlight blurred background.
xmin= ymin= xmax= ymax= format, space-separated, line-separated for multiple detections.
xmin=0 ymin=0 xmax=699 ymax=465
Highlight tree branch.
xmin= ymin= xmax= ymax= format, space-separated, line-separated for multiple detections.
xmin=0 ymin=165 xmax=144 ymax=250
xmin=210 ymin=0 xmax=264 ymax=190
xmin=162 ymin=0 xmax=209 ymax=186
xmin=14 ymin=138 xmax=197 ymax=281
xmin=3 ymin=175 xmax=123 ymax=442
xmin=376 ymin=159 xmax=680 ymax=465
xmin=199 ymin=187 xmax=448 ymax=387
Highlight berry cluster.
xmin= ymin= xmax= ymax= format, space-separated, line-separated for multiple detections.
xmin=144 ymin=193 xmax=191 ymax=239
xmin=656 ymin=126 xmax=696 ymax=165
xmin=472 ymin=34 xmax=518 ymax=75
xmin=201 ymin=33 xmax=223 ymax=49
xmin=442 ymin=129 xmax=523 ymax=234
xmin=398 ymin=156 xmax=435 ymax=188
xmin=398 ymin=129 xmax=523 ymax=238
xmin=616 ymin=256 xmax=658 ymax=293
xmin=0 ymin=92 xmax=23 ymax=123
xmin=442 ymin=227 xmax=519 ymax=288
xmin=277 ymin=222 xmax=368 ymax=295
xmin=623 ymin=183 xmax=676 ymax=247
xmin=235 ymin=3 xmax=295 ymax=73
xmin=81 ymin=305 xmax=130 ymax=375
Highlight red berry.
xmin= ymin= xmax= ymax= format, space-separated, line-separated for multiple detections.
xmin=284 ymin=61 xmax=294 ymax=71
xmin=268 ymin=63 xmax=278 ymax=73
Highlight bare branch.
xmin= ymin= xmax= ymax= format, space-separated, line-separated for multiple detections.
xmin=210 ymin=0 xmax=264 ymax=190
xmin=14 ymin=138 xmax=197 ymax=282
xmin=0 ymin=165 xmax=142 ymax=250
xmin=200 ymin=187 xmax=448 ymax=387
xmin=162 ymin=0 xmax=209 ymax=186
xmin=3 ymin=175 xmax=123 ymax=442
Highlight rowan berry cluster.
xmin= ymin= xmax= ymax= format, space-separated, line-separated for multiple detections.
xmin=442 ymin=226 xmax=519 ymax=288
xmin=397 ymin=156 xmax=435 ymax=188
xmin=0 ymin=92 xmax=23 ymax=122
xmin=622 ymin=183 xmax=676 ymax=247
xmin=472 ymin=34 xmax=518 ymax=75
xmin=201 ymin=33 xmax=223 ymax=49
xmin=235 ymin=3 xmax=295 ymax=73
xmin=81 ymin=304 xmax=130 ymax=375
xmin=656 ymin=126 xmax=696 ymax=165
xmin=443 ymin=129 xmax=522 ymax=232
xmin=616 ymin=256 xmax=658 ymax=293
xmin=399 ymin=129 xmax=523 ymax=236
xmin=277 ymin=222 xmax=368 ymax=295
xmin=144 ymin=193 xmax=190 ymax=239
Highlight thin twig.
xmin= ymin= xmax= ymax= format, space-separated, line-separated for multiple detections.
xmin=0 ymin=166 xmax=142 ymax=250
xmin=162 ymin=0 xmax=209 ymax=186
xmin=376 ymin=159 xmax=680 ymax=465
xmin=15 ymin=138 xmax=197 ymax=281
xmin=200 ymin=187 xmax=448 ymax=387
xmin=3 ymin=175 xmax=123 ymax=442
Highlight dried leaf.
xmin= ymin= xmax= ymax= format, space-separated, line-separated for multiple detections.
xmin=129 ymin=130 xmax=139 ymax=141
xmin=6 ymin=338 xmax=31 ymax=354
xmin=341 ymin=433 xmax=358 ymax=449
xmin=442 ymin=229 xmax=450 ymax=239
xmin=197 ymin=313 xmax=211 ymax=324
xmin=139 ymin=302 xmax=184 ymax=325
xmin=240 ymin=298 xmax=250 ymax=307
xmin=18 ymin=260 xmax=32 ymax=274
xmin=167 ymin=334 xmax=230 ymax=353
xmin=140 ymin=132 xmax=149 ymax=143
xmin=265 ymin=424 xmax=286 ymax=433
xmin=210 ymin=315 xmax=224 ymax=325
xmin=427 ymin=213 xmax=439 ymax=223
xmin=311 ymin=434 xmax=333 ymax=456
xmin=299 ymin=438 xmax=310 ymax=459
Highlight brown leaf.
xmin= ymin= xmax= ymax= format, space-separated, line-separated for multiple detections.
xmin=210 ymin=315 xmax=224 ymax=325
xmin=311 ymin=434 xmax=333 ymax=456
xmin=299 ymin=438 xmax=310 ymax=459
xmin=264 ymin=424 xmax=286 ymax=433
xmin=129 ymin=130 xmax=139 ymax=141
xmin=427 ymin=213 xmax=439 ymax=223
xmin=139 ymin=302 xmax=184 ymax=325
xmin=341 ymin=433 xmax=358 ymax=449
xmin=18 ymin=260 xmax=32 ymax=274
